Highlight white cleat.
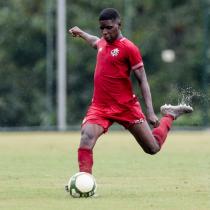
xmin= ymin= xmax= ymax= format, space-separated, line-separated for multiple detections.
xmin=160 ymin=104 xmax=193 ymax=119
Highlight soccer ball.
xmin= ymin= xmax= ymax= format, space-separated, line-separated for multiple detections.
xmin=65 ymin=172 xmax=97 ymax=198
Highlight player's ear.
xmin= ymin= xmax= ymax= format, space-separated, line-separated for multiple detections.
xmin=117 ymin=20 xmax=121 ymax=28
xmin=118 ymin=19 xmax=121 ymax=25
xmin=116 ymin=18 xmax=121 ymax=27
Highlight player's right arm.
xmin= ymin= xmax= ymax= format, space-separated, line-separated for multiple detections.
xmin=68 ymin=26 xmax=100 ymax=49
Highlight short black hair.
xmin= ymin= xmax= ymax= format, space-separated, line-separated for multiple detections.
xmin=99 ymin=8 xmax=121 ymax=21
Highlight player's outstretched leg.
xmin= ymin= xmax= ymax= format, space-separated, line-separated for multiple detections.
xmin=129 ymin=104 xmax=193 ymax=155
xmin=152 ymin=103 xmax=193 ymax=148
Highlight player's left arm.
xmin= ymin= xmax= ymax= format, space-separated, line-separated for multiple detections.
xmin=68 ymin=26 xmax=99 ymax=49
xmin=134 ymin=67 xmax=159 ymax=127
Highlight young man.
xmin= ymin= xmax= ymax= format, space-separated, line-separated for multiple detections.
xmin=68 ymin=8 xmax=193 ymax=174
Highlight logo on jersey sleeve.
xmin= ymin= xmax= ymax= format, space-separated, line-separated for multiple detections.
xmin=111 ymin=48 xmax=119 ymax=56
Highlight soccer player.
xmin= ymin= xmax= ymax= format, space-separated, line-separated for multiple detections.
xmin=68 ymin=8 xmax=193 ymax=174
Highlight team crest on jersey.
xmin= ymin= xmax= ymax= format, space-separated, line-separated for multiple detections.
xmin=111 ymin=48 xmax=119 ymax=56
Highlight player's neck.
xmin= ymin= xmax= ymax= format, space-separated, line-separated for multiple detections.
xmin=107 ymin=33 xmax=123 ymax=44
xmin=116 ymin=32 xmax=123 ymax=40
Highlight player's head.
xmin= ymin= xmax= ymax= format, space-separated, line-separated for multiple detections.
xmin=98 ymin=8 xmax=121 ymax=43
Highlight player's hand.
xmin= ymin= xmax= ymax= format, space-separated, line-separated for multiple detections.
xmin=146 ymin=112 xmax=160 ymax=128
xmin=68 ymin=26 xmax=83 ymax=37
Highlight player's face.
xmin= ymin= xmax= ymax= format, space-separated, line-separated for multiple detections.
xmin=99 ymin=19 xmax=121 ymax=43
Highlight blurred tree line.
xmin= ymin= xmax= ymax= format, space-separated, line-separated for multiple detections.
xmin=0 ymin=0 xmax=209 ymax=128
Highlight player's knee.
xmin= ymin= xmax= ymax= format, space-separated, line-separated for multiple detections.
xmin=80 ymin=130 xmax=96 ymax=148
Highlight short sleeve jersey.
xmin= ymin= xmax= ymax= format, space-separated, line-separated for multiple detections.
xmin=92 ymin=37 xmax=144 ymax=106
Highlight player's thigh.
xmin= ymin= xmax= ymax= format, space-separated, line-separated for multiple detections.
xmin=128 ymin=121 xmax=160 ymax=153
xmin=80 ymin=123 xmax=104 ymax=149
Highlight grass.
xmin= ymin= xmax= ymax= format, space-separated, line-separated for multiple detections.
xmin=0 ymin=131 xmax=210 ymax=210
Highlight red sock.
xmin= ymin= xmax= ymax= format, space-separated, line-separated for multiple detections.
xmin=152 ymin=115 xmax=174 ymax=147
xmin=78 ymin=148 xmax=93 ymax=174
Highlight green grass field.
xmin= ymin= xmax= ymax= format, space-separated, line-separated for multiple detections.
xmin=0 ymin=131 xmax=210 ymax=210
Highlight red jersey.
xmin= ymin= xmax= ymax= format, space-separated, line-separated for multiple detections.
xmin=92 ymin=37 xmax=144 ymax=107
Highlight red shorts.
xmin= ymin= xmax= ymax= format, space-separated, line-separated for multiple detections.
xmin=82 ymin=100 xmax=145 ymax=133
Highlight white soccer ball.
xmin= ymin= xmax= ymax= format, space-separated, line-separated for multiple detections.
xmin=66 ymin=172 xmax=97 ymax=198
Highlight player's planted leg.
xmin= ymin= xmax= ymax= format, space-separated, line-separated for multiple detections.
xmin=78 ymin=123 xmax=104 ymax=174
